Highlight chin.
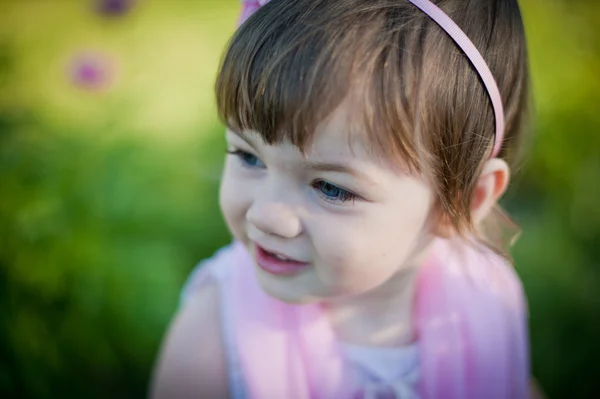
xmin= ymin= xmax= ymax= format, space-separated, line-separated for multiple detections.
xmin=254 ymin=270 xmax=318 ymax=305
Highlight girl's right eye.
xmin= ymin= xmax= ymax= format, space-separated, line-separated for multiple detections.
xmin=226 ymin=149 xmax=265 ymax=168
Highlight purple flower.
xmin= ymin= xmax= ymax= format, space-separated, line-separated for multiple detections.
xmin=95 ymin=0 xmax=135 ymax=16
xmin=69 ymin=52 xmax=115 ymax=91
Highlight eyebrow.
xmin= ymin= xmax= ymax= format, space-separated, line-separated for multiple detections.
xmin=304 ymin=161 xmax=378 ymax=187
xmin=229 ymin=129 xmax=256 ymax=146
xmin=229 ymin=129 xmax=378 ymax=186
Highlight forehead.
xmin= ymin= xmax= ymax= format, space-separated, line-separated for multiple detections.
xmin=307 ymin=104 xmax=367 ymax=157
xmin=304 ymin=100 xmax=403 ymax=171
xmin=230 ymin=98 xmax=416 ymax=176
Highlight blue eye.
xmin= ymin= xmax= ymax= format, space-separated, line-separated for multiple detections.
xmin=227 ymin=149 xmax=264 ymax=168
xmin=313 ymin=181 xmax=357 ymax=204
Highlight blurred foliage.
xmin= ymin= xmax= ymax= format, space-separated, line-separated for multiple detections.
xmin=0 ymin=0 xmax=598 ymax=398
xmin=508 ymin=2 xmax=600 ymax=397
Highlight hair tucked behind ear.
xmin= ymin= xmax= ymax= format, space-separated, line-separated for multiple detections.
xmin=216 ymin=0 xmax=532 ymax=256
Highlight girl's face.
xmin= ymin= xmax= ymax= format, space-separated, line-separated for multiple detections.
xmin=219 ymin=105 xmax=438 ymax=304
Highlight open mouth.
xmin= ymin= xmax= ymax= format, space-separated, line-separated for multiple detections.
xmin=254 ymin=244 xmax=309 ymax=276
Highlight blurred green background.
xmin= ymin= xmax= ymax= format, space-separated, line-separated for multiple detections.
xmin=0 ymin=1 xmax=598 ymax=398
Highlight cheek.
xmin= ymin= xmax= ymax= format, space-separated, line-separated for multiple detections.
xmin=219 ymin=164 xmax=250 ymax=240
xmin=311 ymin=202 xmax=433 ymax=293
xmin=310 ymin=218 xmax=400 ymax=292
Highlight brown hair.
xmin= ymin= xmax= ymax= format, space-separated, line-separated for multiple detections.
xmin=215 ymin=0 xmax=531 ymax=251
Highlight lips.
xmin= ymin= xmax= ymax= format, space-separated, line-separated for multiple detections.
xmin=254 ymin=244 xmax=309 ymax=276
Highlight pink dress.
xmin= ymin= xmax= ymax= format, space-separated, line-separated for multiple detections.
xmin=181 ymin=239 xmax=529 ymax=398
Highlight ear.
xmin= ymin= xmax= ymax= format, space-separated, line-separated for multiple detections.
xmin=433 ymin=158 xmax=510 ymax=237
xmin=470 ymin=158 xmax=510 ymax=225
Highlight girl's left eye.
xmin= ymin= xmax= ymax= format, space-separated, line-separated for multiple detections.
xmin=313 ymin=181 xmax=357 ymax=204
xmin=227 ymin=149 xmax=264 ymax=168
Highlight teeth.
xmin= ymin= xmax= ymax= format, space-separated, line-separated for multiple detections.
xmin=273 ymin=253 xmax=290 ymax=261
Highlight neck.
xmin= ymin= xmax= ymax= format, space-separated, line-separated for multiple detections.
xmin=323 ymin=261 xmax=422 ymax=348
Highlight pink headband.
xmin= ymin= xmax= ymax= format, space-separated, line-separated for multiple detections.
xmin=239 ymin=0 xmax=506 ymax=158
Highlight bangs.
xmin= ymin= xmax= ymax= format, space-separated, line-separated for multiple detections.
xmin=214 ymin=0 xmax=532 ymax=247
xmin=215 ymin=0 xmax=429 ymax=172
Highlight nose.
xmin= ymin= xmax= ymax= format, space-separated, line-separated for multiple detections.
xmin=246 ymin=186 xmax=302 ymax=239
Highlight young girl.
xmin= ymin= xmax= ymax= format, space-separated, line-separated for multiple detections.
xmin=151 ymin=0 xmax=535 ymax=397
